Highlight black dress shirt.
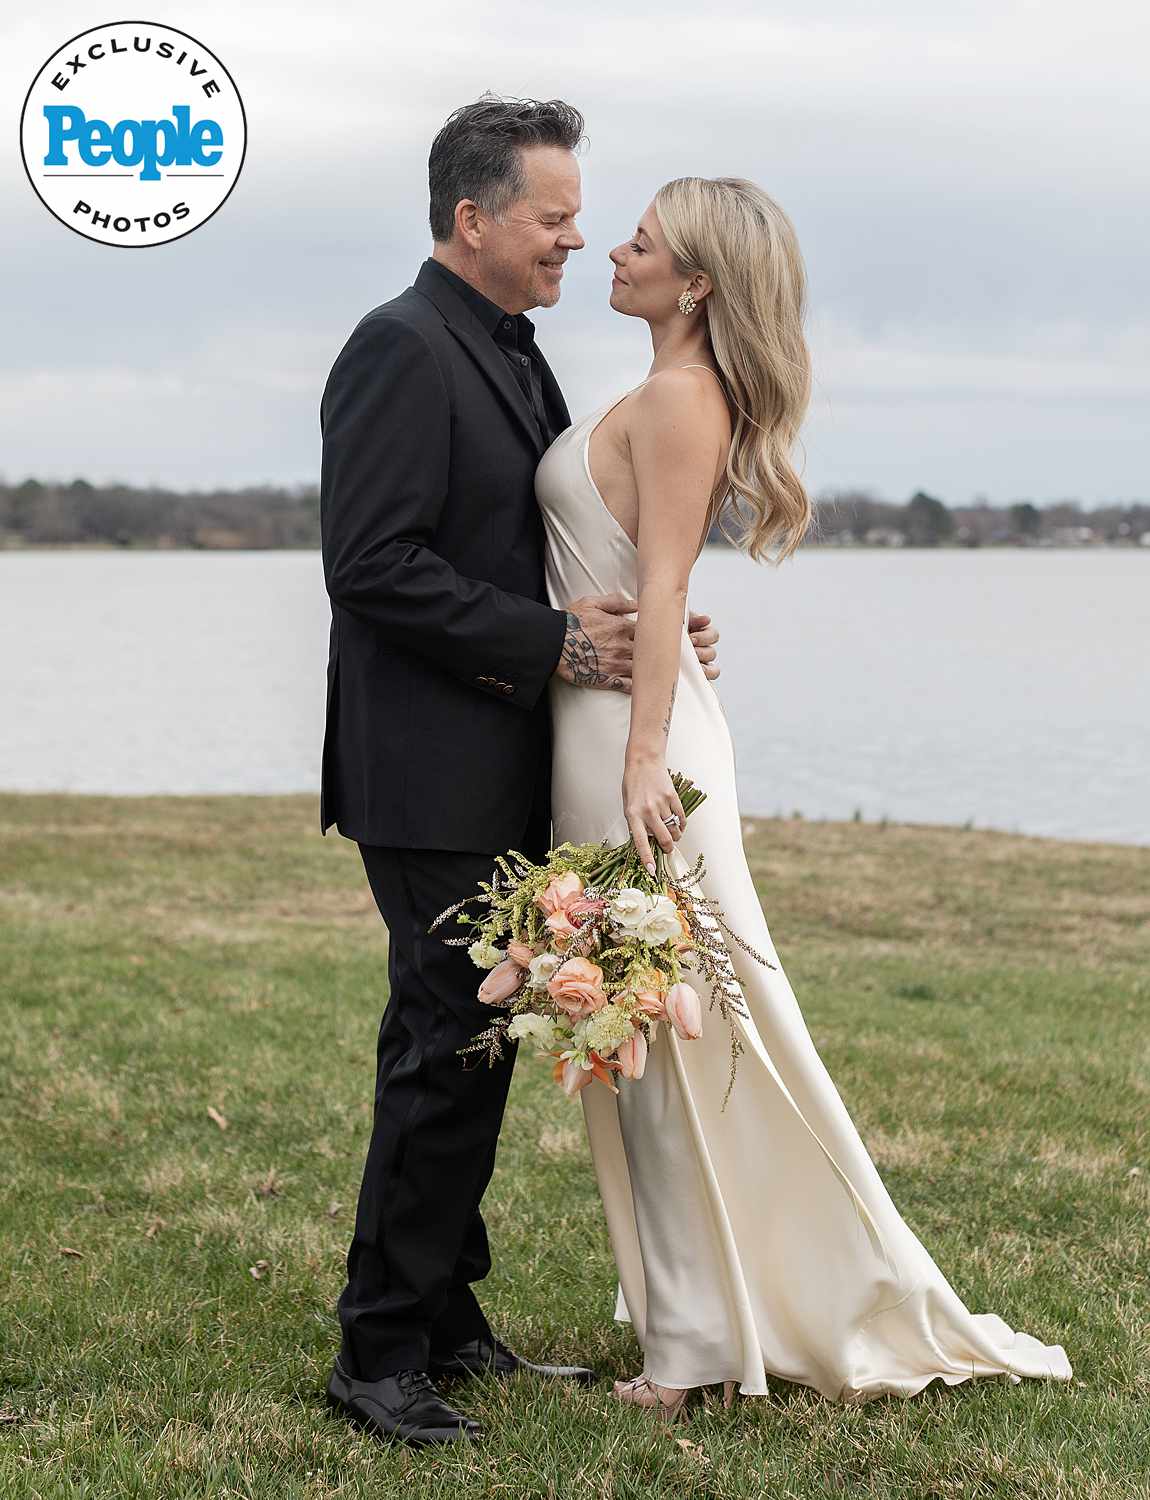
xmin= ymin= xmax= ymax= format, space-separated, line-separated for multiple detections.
xmin=421 ymin=258 xmax=554 ymax=444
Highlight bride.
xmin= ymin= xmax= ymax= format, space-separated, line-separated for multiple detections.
xmin=534 ymin=176 xmax=1073 ymax=1417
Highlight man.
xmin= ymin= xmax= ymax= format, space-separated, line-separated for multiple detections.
xmin=318 ymin=94 xmax=721 ymax=1448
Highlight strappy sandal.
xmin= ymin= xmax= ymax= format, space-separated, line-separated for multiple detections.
xmin=612 ymin=1372 xmax=739 ymax=1421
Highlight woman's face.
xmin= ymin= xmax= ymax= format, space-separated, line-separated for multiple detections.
xmin=609 ymin=201 xmax=696 ymax=318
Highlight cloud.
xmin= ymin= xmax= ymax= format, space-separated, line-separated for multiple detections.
xmin=1 ymin=0 xmax=1147 ymax=501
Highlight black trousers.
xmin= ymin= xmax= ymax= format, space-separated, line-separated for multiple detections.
xmin=336 ymin=791 xmax=551 ymax=1378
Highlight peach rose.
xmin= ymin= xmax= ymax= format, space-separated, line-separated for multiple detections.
xmin=566 ymin=895 xmax=606 ymax=922
xmin=664 ymin=981 xmax=703 ymax=1040
xmin=629 ymin=967 xmax=668 ymax=1019
xmin=631 ymin=984 xmax=665 ymax=1019
xmin=535 ymin=871 xmax=584 ymax=918
xmin=543 ymin=908 xmax=578 ymax=942
xmin=547 ymin=956 xmax=608 ymax=1018
xmin=477 ymin=956 xmax=527 ymax=1006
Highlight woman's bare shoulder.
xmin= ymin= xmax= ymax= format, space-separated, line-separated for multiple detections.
xmin=628 ymin=365 xmax=731 ymax=442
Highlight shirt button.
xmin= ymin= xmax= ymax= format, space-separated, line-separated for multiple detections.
xmin=520 ymin=354 xmax=529 ymax=364
xmin=503 ymin=319 xmax=512 ymax=329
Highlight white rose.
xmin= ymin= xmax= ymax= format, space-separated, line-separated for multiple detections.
xmin=507 ymin=1012 xmax=562 ymax=1050
xmin=468 ymin=938 xmax=504 ymax=969
xmin=608 ymin=887 xmax=651 ymax=933
xmin=528 ymin=952 xmax=563 ymax=988
xmin=637 ymin=895 xmax=683 ymax=945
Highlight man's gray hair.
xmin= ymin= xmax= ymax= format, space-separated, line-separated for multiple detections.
xmin=428 ymin=93 xmax=586 ymax=243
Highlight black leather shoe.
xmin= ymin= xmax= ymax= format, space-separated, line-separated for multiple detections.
xmin=429 ymin=1334 xmax=596 ymax=1385
xmin=325 ymin=1357 xmax=481 ymax=1447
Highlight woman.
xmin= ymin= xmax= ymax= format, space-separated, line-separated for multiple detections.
xmin=533 ymin=176 xmax=1072 ymax=1417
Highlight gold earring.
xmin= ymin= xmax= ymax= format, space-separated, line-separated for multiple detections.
xmin=677 ymin=289 xmax=697 ymax=315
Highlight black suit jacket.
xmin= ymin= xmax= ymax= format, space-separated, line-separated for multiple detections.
xmin=318 ymin=259 xmax=572 ymax=851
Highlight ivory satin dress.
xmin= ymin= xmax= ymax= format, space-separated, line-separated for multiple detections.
xmin=532 ymin=374 xmax=1073 ymax=1404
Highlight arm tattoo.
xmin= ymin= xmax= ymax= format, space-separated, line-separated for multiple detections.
xmin=562 ymin=610 xmax=625 ymax=690
xmin=662 ymin=682 xmax=677 ymax=739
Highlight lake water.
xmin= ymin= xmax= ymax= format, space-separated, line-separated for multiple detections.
xmin=2 ymin=549 xmax=1147 ymax=845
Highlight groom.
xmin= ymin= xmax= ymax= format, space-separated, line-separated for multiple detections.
xmin=318 ymin=94 xmax=721 ymax=1447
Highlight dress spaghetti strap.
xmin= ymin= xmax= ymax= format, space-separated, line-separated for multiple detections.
xmin=628 ymin=364 xmax=723 ymax=397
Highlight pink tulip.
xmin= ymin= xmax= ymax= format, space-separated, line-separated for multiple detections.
xmin=664 ymin=982 xmax=703 ymax=1040
xmin=506 ymin=938 xmax=537 ymax=968
xmin=477 ymin=956 xmax=527 ymax=1006
xmin=613 ymin=1029 xmax=648 ymax=1080
xmin=555 ymin=1057 xmax=594 ymax=1098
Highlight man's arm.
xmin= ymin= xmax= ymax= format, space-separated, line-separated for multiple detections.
xmin=319 ymin=312 xmax=568 ymax=710
xmin=687 ymin=609 xmax=720 ymax=678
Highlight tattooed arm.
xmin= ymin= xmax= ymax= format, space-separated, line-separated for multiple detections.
xmin=661 ymin=680 xmax=677 ymax=738
xmin=552 ymin=596 xmax=720 ymax=695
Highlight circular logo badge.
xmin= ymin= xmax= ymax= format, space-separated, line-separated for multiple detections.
xmin=19 ymin=20 xmax=246 ymax=248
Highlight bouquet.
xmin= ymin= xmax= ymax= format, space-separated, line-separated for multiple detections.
xmin=428 ymin=773 xmax=775 ymax=1110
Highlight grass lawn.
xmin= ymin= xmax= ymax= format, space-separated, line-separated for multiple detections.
xmin=1 ymin=794 xmax=1147 ymax=1499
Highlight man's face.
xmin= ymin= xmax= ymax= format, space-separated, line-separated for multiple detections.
xmin=478 ymin=145 xmax=585 ymax=313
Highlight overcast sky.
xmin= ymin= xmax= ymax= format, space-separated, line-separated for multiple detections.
xmin=3 ymin=1 xmax=1147 ymax=506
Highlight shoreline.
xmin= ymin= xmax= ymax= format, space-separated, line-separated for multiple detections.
xmin=1 ymin=790 xmax=1146 ymax=853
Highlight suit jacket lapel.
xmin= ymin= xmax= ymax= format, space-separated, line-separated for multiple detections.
xmin=413 ymin=261 xmax=549 ymax=458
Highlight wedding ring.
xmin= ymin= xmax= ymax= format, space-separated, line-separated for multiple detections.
xmin=662 ymin=814 xmax=681 ymax=829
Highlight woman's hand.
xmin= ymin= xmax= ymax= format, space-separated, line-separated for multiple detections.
xmin=623 ymin=753 xmax=688 ymax=875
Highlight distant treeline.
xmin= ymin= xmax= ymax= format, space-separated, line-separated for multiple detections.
xmin=1 ymin=477 xmax=1147 ymax=550
xmin=0 ymin=478 xmax=319 ymax=550
xmin=807 ymin=489 xmax=1150 ymax=548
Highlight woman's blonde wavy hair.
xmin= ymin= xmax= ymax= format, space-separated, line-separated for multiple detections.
xmin=654 ymin=176 xmax=812 ymax=563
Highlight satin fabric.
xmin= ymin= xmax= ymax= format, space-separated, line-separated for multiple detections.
xmin=533 ymin=377 xmax=1073 ymax=1403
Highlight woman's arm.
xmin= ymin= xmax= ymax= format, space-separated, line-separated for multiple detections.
xmin=622 ymin=370 xmax=727 ymax=873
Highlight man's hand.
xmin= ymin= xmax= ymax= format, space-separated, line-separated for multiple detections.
xmin=554 ymin=594 xmax=636 ymax=691
xmin=555 ymin=596 xmax=721 ymax=693
xmin=688 ymin=609 xmax=720 ymax=680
